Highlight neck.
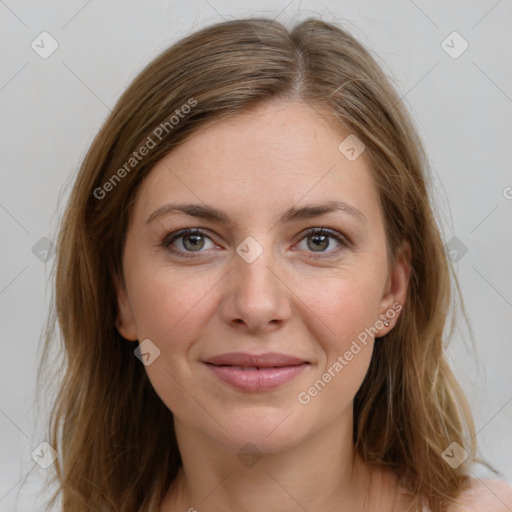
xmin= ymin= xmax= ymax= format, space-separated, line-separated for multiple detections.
xmin=161 ymin=411 xmax=390 ymax=512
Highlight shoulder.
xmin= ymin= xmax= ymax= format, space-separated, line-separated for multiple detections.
xmin=448 ymin=478 xmax=512 ymax=511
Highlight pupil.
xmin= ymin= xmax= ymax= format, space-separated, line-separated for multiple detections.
xmin=308 ymin=234 xmax=328 ymax=251
xmin=184 ymin=234 xmax=204 ymax=251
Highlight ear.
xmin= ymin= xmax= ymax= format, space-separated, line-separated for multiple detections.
xmin=113 ymin=273 xmax=138 ymax=341
xmin=377 ymin=241 xmax=411 ymax=336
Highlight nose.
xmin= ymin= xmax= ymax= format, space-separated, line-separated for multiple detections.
xmin=220 ymin=247 xmax=292 ymax=334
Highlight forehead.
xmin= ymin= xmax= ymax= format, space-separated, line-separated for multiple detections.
xmin=133 ymin=100 xmax=382 ymax=226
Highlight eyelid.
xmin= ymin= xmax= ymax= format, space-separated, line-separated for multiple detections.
xmin=298 ymin=226 xmax=350 ymax=245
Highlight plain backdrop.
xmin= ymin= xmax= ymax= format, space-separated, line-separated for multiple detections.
xmin=1 ymin=1 xmax=511 ymax=510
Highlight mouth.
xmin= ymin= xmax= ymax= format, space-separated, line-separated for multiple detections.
xmin=202 ymin=352 xmax=310 ymax=391
xmin=204 ymin=352 xmax=308 ymax=367
xmin=210 ymin=365 xmax=298 ymax=371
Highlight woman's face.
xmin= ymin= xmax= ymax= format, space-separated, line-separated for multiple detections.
xmin=116 ymin=100 xmax=409 ymax=453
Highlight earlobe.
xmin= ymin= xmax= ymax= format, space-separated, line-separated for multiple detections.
xmin=378 ymin=241 xmax=411 ymax=335
xmin=113 ymin=273 xmax=138 ymax=341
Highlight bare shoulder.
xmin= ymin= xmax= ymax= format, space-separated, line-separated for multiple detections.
xmin=448 ymin=478 xmax=512 ymax=511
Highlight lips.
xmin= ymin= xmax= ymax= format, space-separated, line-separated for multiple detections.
xmin=204 ymin=352 xmax=307 ymax=367
xmin=203 ymin=352 xmax=309 ymax=391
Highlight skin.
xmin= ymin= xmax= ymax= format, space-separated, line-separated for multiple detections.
xmin=114 ymin=100 xmax=511 ymax=511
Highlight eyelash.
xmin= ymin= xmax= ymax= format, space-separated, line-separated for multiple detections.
xmin=161 ymin=227 xmax=349 ymax=259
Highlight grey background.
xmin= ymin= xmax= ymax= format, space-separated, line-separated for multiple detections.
xmin=1 ymin=1 xmax=511 ymax=510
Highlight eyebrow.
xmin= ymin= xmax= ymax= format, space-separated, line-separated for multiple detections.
xmin=145 ymin=200 xmax=367 ymax=226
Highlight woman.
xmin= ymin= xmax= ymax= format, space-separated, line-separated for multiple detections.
xmin=40 ymin=17 xmax=512 ymax=512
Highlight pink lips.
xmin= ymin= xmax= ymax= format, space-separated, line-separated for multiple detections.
xmin=203 ymin=352 xmax=309 ymax=392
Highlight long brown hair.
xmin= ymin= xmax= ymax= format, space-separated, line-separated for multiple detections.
xmin=39 ymin=17 xmax=483 ymax=511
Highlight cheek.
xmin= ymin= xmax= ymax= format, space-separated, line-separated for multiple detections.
xmin=128 ymin=263 xmax=220 ymax=342
xmin=294 ymin=277 xmax=379 ymax=415
xmin=296 ymin=268 xmax=384 ymax=346
xmin=126 ymin=267 xmax=220 ymax=411
xmin=295 ymin=270 xmax=382 ymax=393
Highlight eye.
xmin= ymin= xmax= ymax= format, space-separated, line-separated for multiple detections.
xmin=295 ymin=227 xmax=348 ymax=256
xmin=162 ymin=228 xmax=217 ymax=256
xmin=162 ymin=227 xmax=349 ymax=259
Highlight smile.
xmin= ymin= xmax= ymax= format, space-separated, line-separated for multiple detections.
xmin=203 ymin=352 xmax=310 ymax=392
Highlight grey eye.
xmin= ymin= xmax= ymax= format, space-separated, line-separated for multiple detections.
xmin=296 ymin=230 xmax=344 ymax=253
xmin=306 ymin=233 xmax=331 ymax=251
xmin=164 ymin=229 xmax=216 ymax=254
xmin=181 ymin=233 xmax=206 ymax=251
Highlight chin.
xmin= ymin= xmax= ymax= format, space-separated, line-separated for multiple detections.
xmin=201 ymin=405 xmax=313 ymax=454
